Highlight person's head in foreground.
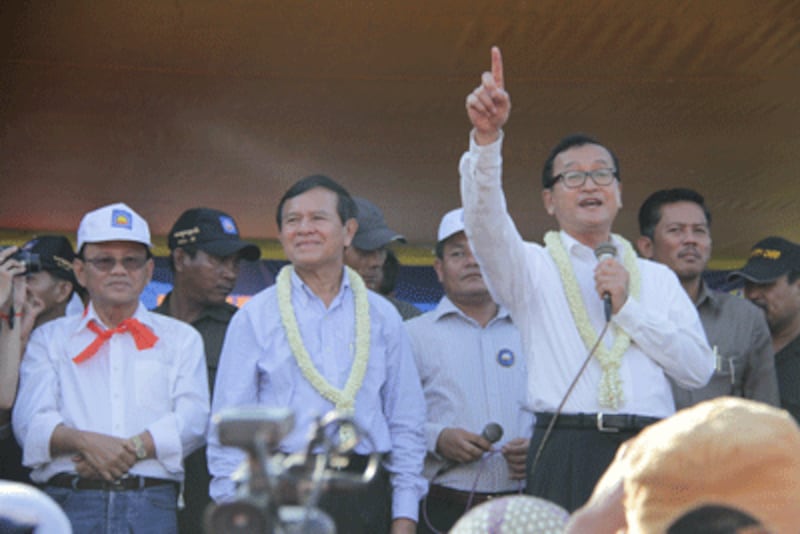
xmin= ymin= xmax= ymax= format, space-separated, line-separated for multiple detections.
xmin=566 ymin=397 xmax=800 ymax=533
xmin=450 ymin=494 xmax=569 ymax=534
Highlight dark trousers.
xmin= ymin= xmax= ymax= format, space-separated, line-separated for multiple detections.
xmin=178 ymin=446 xmax=211 ymax=534
xmin=525 ymin=425 xmax=638 ymax=512
xmin=317 ymin=464 xmax=391 ymax=534
xmin=418 ymin=493 xmax=465 ymax=534
xmin=0 ymin=430 xmax=31 ymax=484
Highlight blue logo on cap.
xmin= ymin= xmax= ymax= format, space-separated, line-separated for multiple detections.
xmin=111 ymin=209 xmax=133 ymax=229
xmin=219 ymin=215 xmax=237 ymax=235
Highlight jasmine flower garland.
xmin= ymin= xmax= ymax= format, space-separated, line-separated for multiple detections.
xmin=277 ymin=265 xmax=370 ymax=442
xmin=544 ymin=232 xmax=641 ymax=409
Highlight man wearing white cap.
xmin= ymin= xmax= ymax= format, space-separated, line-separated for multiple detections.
xmin=406 ymin=208 xmax=531 ymax=533
xmin=13 ymin=202 xmax=209 ymax=533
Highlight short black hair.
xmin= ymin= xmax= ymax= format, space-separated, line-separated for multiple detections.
xmin=666 ymin=504 xmax=762 ymax=534
xmin=541 ymin=133 xmax=620 ymax=189
xmin=638 ymin=188 xmax=712 ymax=239
xmin=275 ymin=174 xmax=357 ymax=230
xmin=434 ymin=240 xmax=446 ymax=260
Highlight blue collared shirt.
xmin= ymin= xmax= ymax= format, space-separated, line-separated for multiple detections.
xmin=208 ymin=267 xmax=427 ymax=521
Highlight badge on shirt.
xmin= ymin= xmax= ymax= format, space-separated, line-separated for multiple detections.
xmin=497 ymin=348 xmax=515 ymax=367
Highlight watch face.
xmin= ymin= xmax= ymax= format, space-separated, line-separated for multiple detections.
xmin=132 ymin=436 xmax=147 ymax=459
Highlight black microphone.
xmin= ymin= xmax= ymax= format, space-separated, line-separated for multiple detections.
xmin=434 ymin=423 xmax=504 ymax=478
xmin=594 ymin=242 xmax=617 ymax=322
xmin=480 ymin=422 xmax=504 ymax=444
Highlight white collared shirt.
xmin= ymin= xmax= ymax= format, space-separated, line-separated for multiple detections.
xmin=405 ymin=296 xmax=532 ymax=492
xmin=13 ymin=302 xmax=210 ymax=483
xmin=459 ymin=132 xmax=714 ymax=417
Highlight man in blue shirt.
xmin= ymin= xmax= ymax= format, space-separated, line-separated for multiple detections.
xmin=208 ymin=175 xmax=427 ymax=534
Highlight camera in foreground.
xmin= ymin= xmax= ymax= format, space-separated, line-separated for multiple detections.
xmin=204 ymin=407 xmax=380 ymax=534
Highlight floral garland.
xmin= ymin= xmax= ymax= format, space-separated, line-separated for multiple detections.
xmin=277 ymin=265 xmax=370 ymax=442
xmin=544 ymin=232 xmax=641 ymax=409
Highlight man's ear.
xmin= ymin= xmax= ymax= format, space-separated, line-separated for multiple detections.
xmin=636 ymin=236 xmax=654 ymax=259
xmin=433 ymin=258 xmax=444 ymax=284
xmin=343 ymin=218 xmax=358 ymax=248
xmin=542 ymin=189 xmax=555 ymax=216
xmin=73 ymin=259 xmax=87 ymax=288
xmin=54 ymin=279 xmax=74 ymax=305
xmin=172 ymin=249 xmax=187 ymax=273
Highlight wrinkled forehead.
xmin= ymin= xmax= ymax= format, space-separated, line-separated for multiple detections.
xmin=553 ymin=143 xmax=614 ymax=172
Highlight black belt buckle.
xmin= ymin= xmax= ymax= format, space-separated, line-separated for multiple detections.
xmin=596 ymin=413 xmax=619 ymax=433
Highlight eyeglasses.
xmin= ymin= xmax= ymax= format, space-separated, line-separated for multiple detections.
xmin=82 ymin=256 xmax=149 ymax=272
xmin=552 ymin=168 xmax=617 ymax=189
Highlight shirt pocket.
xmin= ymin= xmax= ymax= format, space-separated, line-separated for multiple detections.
xmin=135 ymin=359 xmax=171 ymax=412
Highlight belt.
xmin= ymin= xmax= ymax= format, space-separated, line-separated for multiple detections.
xmin=427 ymin=484 xmax=520 ymax=507
xmin=315 ymin=453 xmax=374 ymax=473
xmin=534 ymin=412 xmax=660 ymax=433
xmin=46 ymin=473 xmax=178 ymax=492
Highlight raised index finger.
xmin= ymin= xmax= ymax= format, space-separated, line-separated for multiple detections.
xmin=491 ymin=46 xmax=504 ymax=89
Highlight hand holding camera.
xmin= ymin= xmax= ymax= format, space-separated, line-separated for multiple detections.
xmin=0 ymin=247 xmax=28 ymax=311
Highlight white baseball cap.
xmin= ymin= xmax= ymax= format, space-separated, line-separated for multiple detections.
xmin=77 ymin=202 xmax=152 ymax=251
xmin=437 ymin=208 xmax=465 ymax=243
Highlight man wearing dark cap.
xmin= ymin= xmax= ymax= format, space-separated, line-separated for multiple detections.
xmin=729 ymin=236 xmax=800 ymax=422
xmin=21 ymin=235 xmax=84 ymax=330
xmin=154 ymin=207 xmax=260 ymax=534
xmin=344 ymin=197 xmax=421 ymax=319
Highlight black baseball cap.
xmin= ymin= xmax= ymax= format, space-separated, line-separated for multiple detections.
xmin=168 ymin=208 xmax=261 ymax=261
xmin=728 ymin=236 xmax=800 ymax=284
xmin=351 ymin=197 xmax=406 ymax=251
xmin=22 ymin=235 xmax=76 ymax=283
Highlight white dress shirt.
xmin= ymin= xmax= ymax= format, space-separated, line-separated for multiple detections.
xmin=207 ymin=268 xmax=427 ymax=521
xmin=459 ymin=132 xmax=714 ymax=417
xmin=13 ymin=302 xmax=210 ymax=483
xmin=405 ymin=296 xmax=532 ymax=492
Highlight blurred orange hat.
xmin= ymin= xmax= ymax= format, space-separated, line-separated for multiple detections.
xmin=612 ymin=397 xmax=800 ymax=533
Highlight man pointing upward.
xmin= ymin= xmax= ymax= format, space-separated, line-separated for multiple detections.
xmin=458 ymin=47 xmax=713 ymax=510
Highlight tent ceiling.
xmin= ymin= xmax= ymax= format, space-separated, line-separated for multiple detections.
xmin=1 ymin=1 xmax=799 ymax=266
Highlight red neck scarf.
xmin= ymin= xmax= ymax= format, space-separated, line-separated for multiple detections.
xmin=73 ymin=318 xmax=158 ymax=364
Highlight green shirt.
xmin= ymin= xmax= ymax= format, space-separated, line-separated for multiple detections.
xmin=154 ymin=292 xmax=237 ymax=394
